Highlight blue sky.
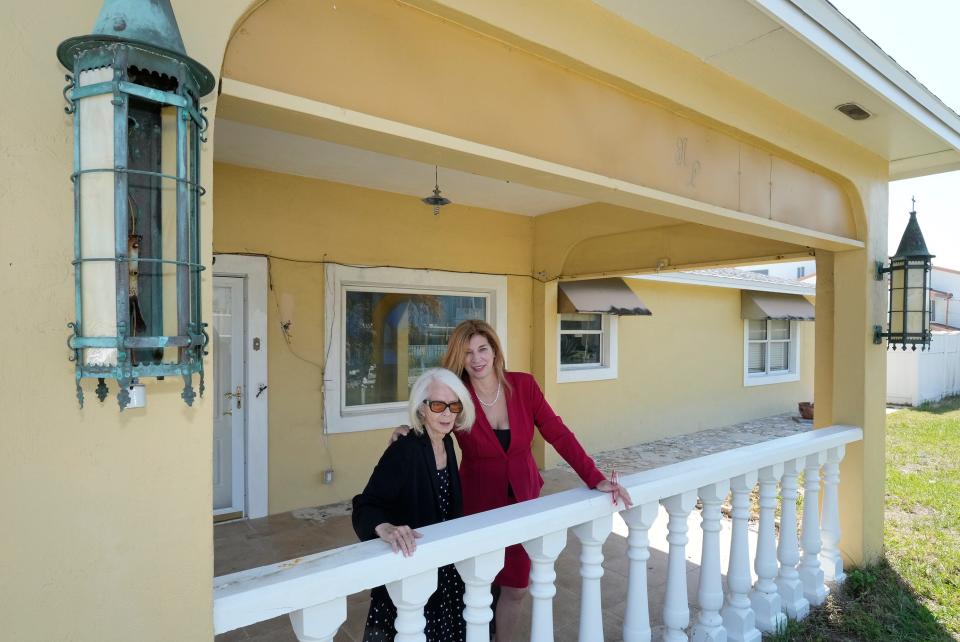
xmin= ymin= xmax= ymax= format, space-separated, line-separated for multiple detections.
xmin=828 ymin=0 xmax=960 ymax=268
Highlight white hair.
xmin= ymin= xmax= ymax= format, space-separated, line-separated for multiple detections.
xmin=408 ymin=368 xmax=475 ymax=435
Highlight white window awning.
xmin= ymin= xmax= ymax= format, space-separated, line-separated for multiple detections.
xmin=741 ymin=290 xmax=815 ymax=321
xmin=558 ymin=278 xmax=651 ymax=316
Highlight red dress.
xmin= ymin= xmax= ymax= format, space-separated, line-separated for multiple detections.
xmin=454 ymin=371 xmax=605 ymax=587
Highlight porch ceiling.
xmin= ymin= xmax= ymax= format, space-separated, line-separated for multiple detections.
xmin=214 ymin=119 xmax=592 ymax=217
xmin=215 ymin=80 xmax=863 ymax=253
xmin=593 ymin=0 xmax=960 ymax=179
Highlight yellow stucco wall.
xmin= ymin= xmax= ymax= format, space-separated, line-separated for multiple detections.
xmin=213 ymin=163 xmax=816 ymax=511
xmin=543 ymin=280 xmax=815 ymax=468
xmin=213 ymin=163 xmax=535 ymax=512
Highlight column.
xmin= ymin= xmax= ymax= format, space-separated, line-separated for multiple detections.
xmin=662 ymin=490 xmax=698 ymax=642
xmin=820 ymin=445 xmax=847 ymax=583
xmin=721 ymin=472 xmax=760 ymax=642
xmin=386 ymin=568 xmax=439 ymax=642
xmin=523 ymin=529 xmax=568 ymax=642
xmin=692 ymin=481 xmax=730 ymax=642
xmin=288 ymin=597 xmax=347 ymax=642
xmin=749 ymin=464 xmax=786 ymax=633
xmin=455 ymin=549 xmax=505 ymax=642
xmin=622 ymin=502 xmax=659 ymax=642
xmin=799 ymin=452 xmax=828 ymax=606
xmin=573 ymin=515 xmax=614 ymax=642
xmin=776 ymin=457 xmax=809 ymax=619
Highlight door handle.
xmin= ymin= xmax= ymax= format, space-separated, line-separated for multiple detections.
xmin=224 ymin=385 xmax=242 ymax=410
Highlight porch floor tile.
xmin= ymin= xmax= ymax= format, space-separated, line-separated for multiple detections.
xmin=215 ymin=413 xmax=809 ymax=641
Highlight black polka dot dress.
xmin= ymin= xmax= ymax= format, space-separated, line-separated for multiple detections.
xmin=362 ymin=466 xmax=467 ymax=642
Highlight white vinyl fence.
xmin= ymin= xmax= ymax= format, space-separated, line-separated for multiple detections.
xmin=887 ymin=331 xmax=960 ymax=406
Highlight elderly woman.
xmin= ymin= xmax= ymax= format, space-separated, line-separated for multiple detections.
xmin=352 ymin=367 xmax=476 ymax=642
xmin=395 ymin=320 xmax=631 ymax=641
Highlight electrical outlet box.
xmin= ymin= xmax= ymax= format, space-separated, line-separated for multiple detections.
xmin=322 ymin=469 xmax=335 ymax=484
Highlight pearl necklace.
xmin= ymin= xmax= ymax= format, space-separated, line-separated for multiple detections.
xmin=477 ymin=381 xmax=502 ymax=408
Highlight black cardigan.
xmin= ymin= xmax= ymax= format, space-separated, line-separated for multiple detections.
xmin=352 ymin=429 xmax=464 ymax=543
xmin=352 ymin=431 xmax=465 ymax=624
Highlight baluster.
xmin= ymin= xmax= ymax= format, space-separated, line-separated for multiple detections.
xmin=776 ymin=457 xmax=809 ymax=619
xmin=661 ymin=491 xmax=698 ymax=642
xmin=622 ymin=502 xmax=659 ymax=642
xmin=721 ymin=472 xmax=760 ymax=642
xmin=749 ymin=464 xmax=786 ymax=633
xmin=573 ymin=515 xmax=614 ymax=642
xmin=799 ymin=452 xmax=828 ymax=606
xmin=692 ymin=481 xmax=730 ymax=642
xmin=523 ymin=529 xmax=568 ymax=642
xmin=455 ymin=549 xmax=505 ymax=642
xmin=288 ymin=597 xmax=347 ymax=642
xmin=820 ymin=445 xmax=847 ymax=583
xmin=386 ymin=568 xmax=438 ymax=642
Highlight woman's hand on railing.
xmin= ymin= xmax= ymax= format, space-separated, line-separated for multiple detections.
xmin=388 ymin=424 xmax=411 ymax=445
xmin=374 ymin=522 xmax=423 ymax=557
xmin=596 ymin=474 xmax=633 ymax=508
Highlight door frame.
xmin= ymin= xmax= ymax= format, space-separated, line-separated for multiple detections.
xmin=213 ymin=254 xmax=269 ymax=519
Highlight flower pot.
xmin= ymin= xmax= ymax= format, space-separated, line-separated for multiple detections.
xmin=798 ymin=402 xmax=814 ymax=420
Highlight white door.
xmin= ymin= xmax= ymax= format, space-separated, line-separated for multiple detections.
xmin=213 ymin=276 xmax=246 ymax=520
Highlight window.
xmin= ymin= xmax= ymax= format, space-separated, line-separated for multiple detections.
xmin=557 ymin=313 xmax=618 ymax=383
xmin=930 ymin=297 xmax=936 ymax=323
xmin=325 ymin=265 xmax=507 ymax=433
xmin=796 ymin=266 xmax=806 ymax=278
xmin=743 ymin=319 xmax=800 ymax=386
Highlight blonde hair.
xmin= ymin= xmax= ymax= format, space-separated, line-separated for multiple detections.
xmin=408 ymin=368 xmax=475 ymax=435
xmin=441 ymin=319 xmax=511 ymax=394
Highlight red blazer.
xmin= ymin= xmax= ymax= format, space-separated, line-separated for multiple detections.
xmin=455 ymin=371 xmax=606 ymax=516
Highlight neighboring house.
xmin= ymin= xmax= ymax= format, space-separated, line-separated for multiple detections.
xmin=930 ymin=265 xmax=960 ymax=329
xmin=739 ymin=259 xmax=817 ymax=282
xmin=6 ymin=1 xmax=960 ymax=640
xmin=887 ymin=265 xmax=960 ymax=404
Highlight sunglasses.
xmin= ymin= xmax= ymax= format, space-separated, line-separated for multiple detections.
xmin=423 ymin=399 xmax=464 ymax=414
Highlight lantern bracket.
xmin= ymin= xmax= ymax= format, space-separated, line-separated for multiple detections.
xmin=873 ymin=325 xmax=884 ymax=345
xmin=875 ymin=260 xmax=889 ymax=281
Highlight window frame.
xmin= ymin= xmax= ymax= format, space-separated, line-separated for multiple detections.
xmin=324 ymin=265 xmax=507 ymax=434
xmin=742 ymin=319 xmax=801 ymax=386
xmin=557 ymin=312 xmax=619 ymax=383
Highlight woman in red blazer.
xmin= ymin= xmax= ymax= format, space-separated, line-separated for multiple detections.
xmin=440 ymin=319 xmax=632 ymax=642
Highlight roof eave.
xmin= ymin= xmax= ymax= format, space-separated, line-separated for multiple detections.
xmin=748 ymin=0 xmax=960 ymax=178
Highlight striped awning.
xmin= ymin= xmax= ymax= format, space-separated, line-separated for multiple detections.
xmin=558 ymin=278 xmax=651 ymax=316
xmin=741 ymin=290 xmax=815 ymax=320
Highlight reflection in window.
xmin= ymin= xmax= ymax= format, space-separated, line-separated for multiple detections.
xmin=559 ymin=313 xmax=603 ymax=367
xmin=344 ymin=291 xmax=486 ymax=407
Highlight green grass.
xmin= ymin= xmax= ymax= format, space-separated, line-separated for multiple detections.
xmin=767 ymin=396 xmax=960 ymax=641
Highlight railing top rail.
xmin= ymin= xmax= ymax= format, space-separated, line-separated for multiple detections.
xmin=214 ymin=424 xmax=861 ymax=634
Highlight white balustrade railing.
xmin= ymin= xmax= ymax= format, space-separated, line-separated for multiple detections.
xmin=214 ymin=425 xmax=862 ymax=641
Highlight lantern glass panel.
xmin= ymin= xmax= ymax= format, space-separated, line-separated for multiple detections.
xmin=906 ymin=265 xmax=925 ymax=310
xmin=907 ymin=311 xmax=924 ymax=335
xmin=78 ymin=66 xmax=119 ymax=367
xmin=890 ymin=267 xmax=905 ymax=313
xmin=160 ymin=104 xmax=180 ymax=362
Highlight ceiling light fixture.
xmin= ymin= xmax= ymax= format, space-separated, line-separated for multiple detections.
xmin=422 ymin=166 xmax=451 ymax=216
